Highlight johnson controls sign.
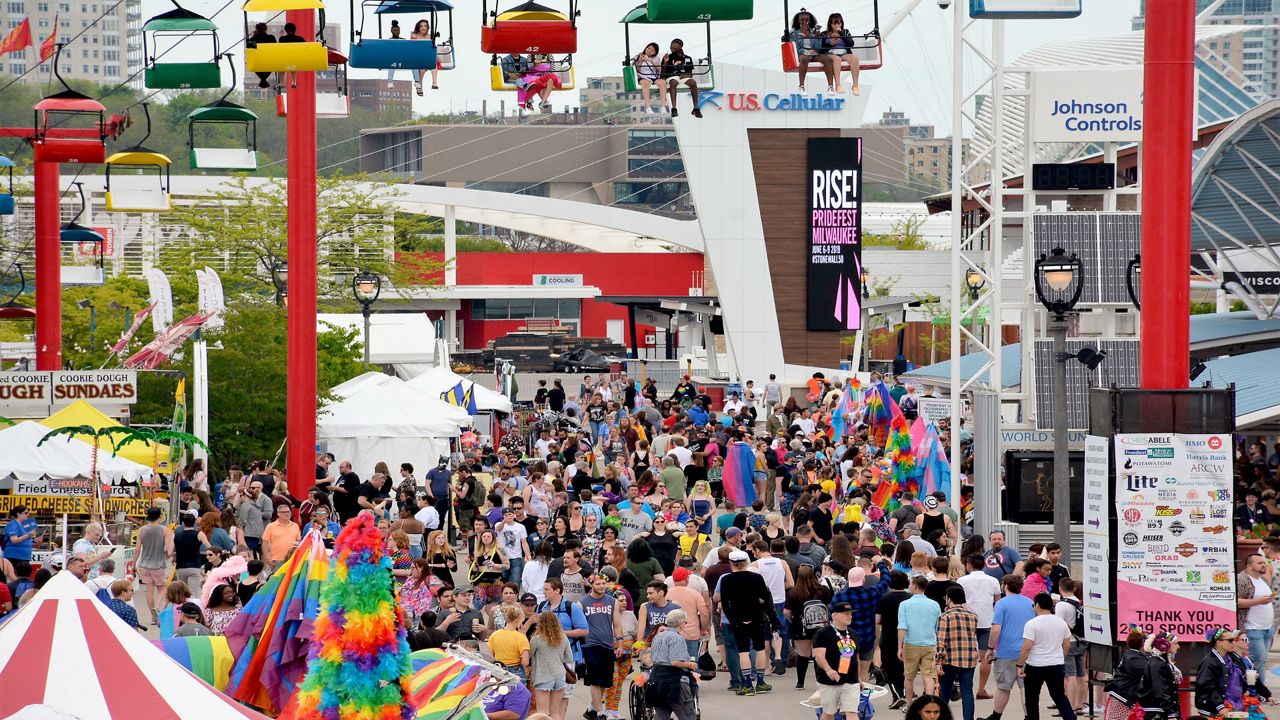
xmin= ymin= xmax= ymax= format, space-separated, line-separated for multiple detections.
xmin=1032 ymin=67 xmax=1144 ymax=143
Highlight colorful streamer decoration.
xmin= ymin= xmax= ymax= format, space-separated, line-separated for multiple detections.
xmin=154 ymin=635 xmax=236 ymax=691
xmin=886 ymin=415 xmax=917 ymax=498
xmin=292 ymin=512 xmax=415 ymax=720
xmin=408 ymin=649 xmax=489 ymax=720
xmin=721 ymin=440 xmax=758 ymax=508
xmin=224 ymin=529 xmax=330 ymax=714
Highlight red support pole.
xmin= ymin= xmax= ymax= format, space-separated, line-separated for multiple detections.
xmin=286 ymin=8 xmax=317 ymax=499
xmin=34 ymin=161 xmax=61 ymax=371
xmin=1140 ymin=0 xmax=1195 ymax=389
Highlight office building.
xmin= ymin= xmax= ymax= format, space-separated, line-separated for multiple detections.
xmin=1134 ymin=0 xmax=1279 ymax=96
xmin=1 ymin=0 xmax=140 ymax=84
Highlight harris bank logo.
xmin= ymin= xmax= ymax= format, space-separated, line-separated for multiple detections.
xmin=696 ymin=90 xmax=848 ymax=112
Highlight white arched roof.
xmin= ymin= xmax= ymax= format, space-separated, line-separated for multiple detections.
xmin=70 ymin=175 xmax=704 ymax=254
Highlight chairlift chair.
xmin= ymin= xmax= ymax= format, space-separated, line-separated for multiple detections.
xmin=104 ymin=104 xmax=172 ymax=213
xmin=480 ymin=0 xmax=578 ymax=55
xmin=488 ymin=53 xmax=574 ymax=92
xmin=968 ymin=0 xmax=1082 ymax=19
xmin=780 ymin=0 xmax=882 ymax=74
xmin=32 ymin=45 xmax=108 ymax=165
xmin=0 ymin=156 xmax=13 ymax=216
xmin=60 ymin=183 xmax=107 ymax=286
xmin=277 ymin=49 xmax=351 ymax=117
xmin=142 ymin=6 xmax=222 ymax=89
xmin=620 ymin=4 xmax=716 ymax=94
xmin=243 ymin=0 xmax=330 ymax=74
xmin=349 ymin=0 xmax=455 ymax=71
xmin=644 ymin=0 xmax=752 ymax=22
xmin=188 ymin=56 xmax=259 ymax=170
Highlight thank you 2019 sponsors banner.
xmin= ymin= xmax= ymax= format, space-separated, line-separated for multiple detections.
xmin=1114 ymin=433 xmax=1235 ymax=640
xmin=806 ymin=137 xmax=863 ymax=332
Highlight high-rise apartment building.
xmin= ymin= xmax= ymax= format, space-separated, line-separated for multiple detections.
xmin=1 ymin=0 xmax=141 ymax=84
xmin=1134 ymin=0 xmax=1279 ymax=96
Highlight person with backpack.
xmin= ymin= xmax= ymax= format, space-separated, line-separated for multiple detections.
xmin=830 ymin=556 xmax=892 ymax=683
xmin=785 ymin=564 xmax=833 ymax=690
xmin=537 ymin=578 xmax=589 ymax=691
xmin=1055 ymin=578 xmax=1089 ymax=713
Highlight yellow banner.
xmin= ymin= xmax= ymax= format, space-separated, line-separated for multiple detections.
xmin=0 ymin=494 xmax=151 ymax=517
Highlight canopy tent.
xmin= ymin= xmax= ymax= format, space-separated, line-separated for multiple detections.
xmin=405 ymin=366 xmax=514 ymax=414
xmin=317 ymin=313 xmax=436 ymax=365
xmin=40 ymin=400 xmax=172 ymax=472
xmin=0 ymin=421 xmax=154 ymax=484
xmin=317 ymin=382 xmax=464 ymax=480
xmin=0 ymin=572 xmax=269 ymax=719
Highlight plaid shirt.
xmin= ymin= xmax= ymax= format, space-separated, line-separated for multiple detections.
xmin=830 ymin=562 xmax=891 ymax=648
xmin=936 ymin=605 xmax=979 ymax=669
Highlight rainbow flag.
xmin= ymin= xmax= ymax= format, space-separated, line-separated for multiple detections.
xmin=913 ymin=423 xmax=951 ymax=500
xmin=409 ymin=649 xmax=491 ymax=720
xmin=224 ymin=530 xmax=330 ymax=714
xmin=154 ymin=636 xmax=235 ymax=691
xmin=829 ymin=379 xmax=863 ymax=441
xmin=721 ymin=440 xmax=757 ymax=508
xmin=863 ymin=381 xmax=901 ymax=447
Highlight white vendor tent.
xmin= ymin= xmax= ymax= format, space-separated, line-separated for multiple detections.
xmin=0 ymin=572 xmax=269 ymax=719
xmin=317 ymin=313 xmax=435 ymax=366
xmin=0 ymin=421 xmax=154 ymax=484
xmin=406 ymin=366 xmax=514 ymax=414
xmin=328 ymin=372 xmax=472 ymax=426
xmin=317 ymin=381 xmax=464 ymax=480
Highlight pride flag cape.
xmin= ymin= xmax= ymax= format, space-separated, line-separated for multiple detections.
xmin=157 ymin=604 xmax=181 ymax=639
xmin=154 ymin=635 xmax=236 ymax=691
xmin=224 ymin=530 xmax=330 ymax=714
xmin=722 ymin=440 xmax=757 ymax=508
xmin=864 ymin=381 xmax=901 ymax=447
xmin=913 ymin=423 xmax=951 ymax=500
xmin=409 ymin=648 xmax=503 ymax=720
xmin=830 ymin=379 xmax=863 ymax=441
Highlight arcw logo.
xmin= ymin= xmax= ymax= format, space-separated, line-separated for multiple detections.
xmin=696 ymin=91 xmax=723 ymax=111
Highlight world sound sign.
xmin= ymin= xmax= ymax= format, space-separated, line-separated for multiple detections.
xmin=806 ymin=137 xmax=863 ymax=331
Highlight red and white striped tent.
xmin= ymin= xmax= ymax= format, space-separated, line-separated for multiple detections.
xmin=0 ymin=572 xmax=269 ymax=720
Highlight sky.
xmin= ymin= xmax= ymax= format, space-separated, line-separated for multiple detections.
xmin=142 ymin=0 xmax=1141 ymax=134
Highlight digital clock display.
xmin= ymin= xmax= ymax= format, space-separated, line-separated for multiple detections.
xmin=1031 ymin=163 xmax=1116 ymax=191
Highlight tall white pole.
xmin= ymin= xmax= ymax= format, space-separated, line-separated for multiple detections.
xmin=948 ymin=3 xmax=964 ymax=516
xmin=193 ymin=337 xmax=208 ymax=463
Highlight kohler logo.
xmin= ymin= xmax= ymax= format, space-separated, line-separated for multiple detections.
xmin=1125 ymin=474 xmax=1159 ymax=492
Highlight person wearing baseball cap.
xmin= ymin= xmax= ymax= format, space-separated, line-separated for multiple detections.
xmin=665 ymin=566 xmax=710 ymax=659
xmin=812 ymin=602 xmax=860 ymax=719
xmin=715 ymin=548 xmax=775 ymax=695
xmin=703 ymin=526 xmax=746 ymax=570
xmin=1195 ymin=627 xmax=1241 ymax=718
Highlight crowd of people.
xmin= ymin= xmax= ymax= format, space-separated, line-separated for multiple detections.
xmin=5 ymin=369 xmax=1280 ymax=720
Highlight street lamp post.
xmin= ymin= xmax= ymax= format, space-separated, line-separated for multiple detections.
xmin=272 ymin=261 xmax=289 ymax=307
xmin=77 ymin=299 xmax=96 ymax=354
xmin=108 ymin=299 xmax=129 ymax=335
xmin=1034 ymin=247 xmax=1084 ymax=564
xmin=351 ymin=270 xmax=382 ymax=365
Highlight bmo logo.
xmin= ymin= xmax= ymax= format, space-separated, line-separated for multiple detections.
xmin=1208 ymin=436 xmax=1223 ymax=450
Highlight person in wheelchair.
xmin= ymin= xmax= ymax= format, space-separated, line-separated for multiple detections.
xmin=644 ymin=609 xmax=699 ymax=720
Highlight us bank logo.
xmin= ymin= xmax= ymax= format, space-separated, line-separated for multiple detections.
xmin=696 ymin=91 xmax=848 ymax=112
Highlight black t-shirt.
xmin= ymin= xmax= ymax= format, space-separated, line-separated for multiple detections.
xmin=648 ymin=531 xmax=679 ymax=575
xmin=925 ymin=579 xmax=960 ymax=612
xmin=254 ymin=472 xmax=275 ymax=497
xmin=810 ymin=507 xmax=833 ymax=541
xmin=813 ymin=623 xmax=860 ymax=685
xmin=875 ymin=590 xmax=910 ymax=650
xmin=718 ymin=570 xmax=771 ymax=624
xmin=238 ymin=580 xmax=261 ymax=606
xmin=548 ymin=388 xmax=566 ymax=412
xmin=624 ymin=385 xmax=638 ymax=410
xmin=571 ymin=470 xmax=594 ymax=495
xmin=587 ymin=403 xmax=607 ymax=423
xmin=357 ymin=482 xmax=387 ymax=509
xmin=339 ymin=471 xmax=361 ymax=498
xmin=1049 ymin=563 xmax=1071 ymax=592
xmin=534 ymin=387 xmax=549 ymax=404
xmin=174 ymin=528 xmax=203 ymax=569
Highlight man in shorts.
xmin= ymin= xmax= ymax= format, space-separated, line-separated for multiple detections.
xmin=132 ymin=507 xmax=172 ymax=625
xmin=812 ymin=602 xmax=862 ymax=720
xmin=578 ymin=573 xmax=622 ymax=720
xmin=982 ymin=575 xmax=1036 ymax=720
xmin=715 ymin=549 xmax=775 ymax=695
xmin=897 ymin=575 xmax=940 ymax=703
